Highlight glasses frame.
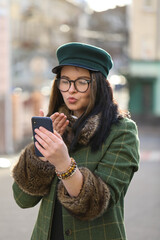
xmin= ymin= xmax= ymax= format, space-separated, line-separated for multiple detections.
xmin=56 ymin=77 xmax=91 ymax=93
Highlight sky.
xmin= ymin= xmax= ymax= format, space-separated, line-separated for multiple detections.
xmin=85 ymin=0 xmax=132 ymax=12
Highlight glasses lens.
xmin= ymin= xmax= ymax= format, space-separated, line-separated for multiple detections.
xmin=58 ymin=78 xmax=70 ymax=92
xmin=75 ymin=79 xmax=89 ymax=92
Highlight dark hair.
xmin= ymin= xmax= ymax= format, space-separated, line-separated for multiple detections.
xmin=47 ymin=71 xmax=129 ymax=152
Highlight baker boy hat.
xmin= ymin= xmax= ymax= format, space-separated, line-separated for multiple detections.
xmin=52 ymin=42 xmax=113 ymax=78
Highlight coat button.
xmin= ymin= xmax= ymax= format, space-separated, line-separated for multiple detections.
xmin=65 ymin=229 xmax=72 ymax=236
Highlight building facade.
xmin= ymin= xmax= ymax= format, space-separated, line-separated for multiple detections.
xmin=0 ymin=0 xmax=136 ymax=153
xmin=128 ymin=0 xmax=160 ymax=119
xmin=0 ymin=0 xmax=13 ymax=154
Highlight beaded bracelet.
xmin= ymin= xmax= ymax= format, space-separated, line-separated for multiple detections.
xmin=55 ymin=158 xmax=77 ymax=180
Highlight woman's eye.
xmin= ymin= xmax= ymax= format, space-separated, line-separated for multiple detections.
xmin=61 ymin=79 xmax=69 ymax=84
xmin=78 ymin=79 xmax=87 ymax=85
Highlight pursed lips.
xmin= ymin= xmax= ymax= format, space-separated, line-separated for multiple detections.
xmin=67 ymin=97 xmax=78 ymax=104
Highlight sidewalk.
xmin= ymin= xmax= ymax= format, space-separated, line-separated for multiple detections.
xmin=138 ymin=124 xmax=160 ymax=161
xmin=0 ymin=154 xmax=19 ymax=169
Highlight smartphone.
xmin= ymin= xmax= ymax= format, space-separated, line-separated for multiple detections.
xmin=31 ymin=116 xmax=53 ymax=157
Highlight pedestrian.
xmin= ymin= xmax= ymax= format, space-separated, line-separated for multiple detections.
xmin=12 ymin=42 xmax=140 ymax=240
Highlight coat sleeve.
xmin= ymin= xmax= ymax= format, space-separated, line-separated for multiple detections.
xmin=12 ymin=143 xmax=55 ymax=196
xmin=57 ymin=167 xmax=110 ymax=221
xmin=12 ymin=181 xmax=42 ymax=208
xmin=57 ymin=118 xmax=140 ymax=221
xmin=95 ymin=119 xmax=140 ymax=206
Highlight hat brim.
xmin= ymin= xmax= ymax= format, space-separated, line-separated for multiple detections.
xmin=52 ymin=63 xmax=99 ymax=74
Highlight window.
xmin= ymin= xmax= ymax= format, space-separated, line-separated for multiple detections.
xmin=143 ymin=0 xmax=156 ymax=11
xmin=144 ymin=0 xmax=153 ymax=7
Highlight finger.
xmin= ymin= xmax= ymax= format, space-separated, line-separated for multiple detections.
xmin=53 ymin=113 xmax=66 ymax=125
xmin=35 ymin=141 xmax=46 ymax=157
xmin=59 ymin=120 xmax=69 ymax=135
xmin=35 ymin=134 xmax=49 ymax=149
xmin=56 ymin=114 xmax=68 ymax=127
xmin=37 ymin=126 xmax=63 ymax=143
xmin=35 ymin=128 xmax=54 ymax=145
xmin=53 ymin=130 xmax=63 ymax=140
xmin=53 ymin=114 xmax=68 ymax=131
xmin=39 ymin=109 xmax=44 ymax=117
xmin=50 ymin=112 xmax=60 ymax=122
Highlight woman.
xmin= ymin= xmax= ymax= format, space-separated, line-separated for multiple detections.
xmin=12 ymin=42 xmax=140 ymax=240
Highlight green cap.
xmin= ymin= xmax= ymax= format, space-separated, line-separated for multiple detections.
xmin=52 ymin=42 xmax=113 ymax=77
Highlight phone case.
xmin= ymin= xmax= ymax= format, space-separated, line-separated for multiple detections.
xmin=31 ymin=116 xmax=53 ymax=157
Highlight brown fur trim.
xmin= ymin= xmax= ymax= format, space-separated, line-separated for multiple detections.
xmin=57 ymin=167 xmax=110 ymax=221
xmin=58 ymin=105 xmax=101 ymax=146
xmin=12 ymin=143 xmax=55 ymax=196
xmin=78 ymin=115 xmax=100 ymax=145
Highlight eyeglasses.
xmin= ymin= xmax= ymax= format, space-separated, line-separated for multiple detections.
xmin=56 ymin=77 xmax=91 ymax=93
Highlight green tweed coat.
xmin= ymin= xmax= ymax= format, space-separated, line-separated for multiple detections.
xmin=12 ymin=117 xmax=139 ymax=240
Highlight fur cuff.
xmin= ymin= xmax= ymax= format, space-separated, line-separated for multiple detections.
xmin=12 ymin=143 xmax=55 ymax=196
xmin=57 ymin=167 xmax=110 ymax=221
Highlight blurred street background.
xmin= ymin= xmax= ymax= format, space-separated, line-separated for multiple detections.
xmin=0 ymin=0 xmax=160 ymax=239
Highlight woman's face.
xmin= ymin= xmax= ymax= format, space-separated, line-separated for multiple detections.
xmin=60 ymin=66 xmax=91 ymax=118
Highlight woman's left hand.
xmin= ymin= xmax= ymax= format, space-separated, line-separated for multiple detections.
xmin=38 ymin=109 xmax=69 ymax=136
xmin=50 ymin=112 xmax=69 ymax=136
xmin=34 ymin=127 xmax=71 ymax=171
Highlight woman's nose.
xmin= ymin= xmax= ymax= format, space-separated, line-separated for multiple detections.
xmin=68 ymin=82 xmax=77 ymax=93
